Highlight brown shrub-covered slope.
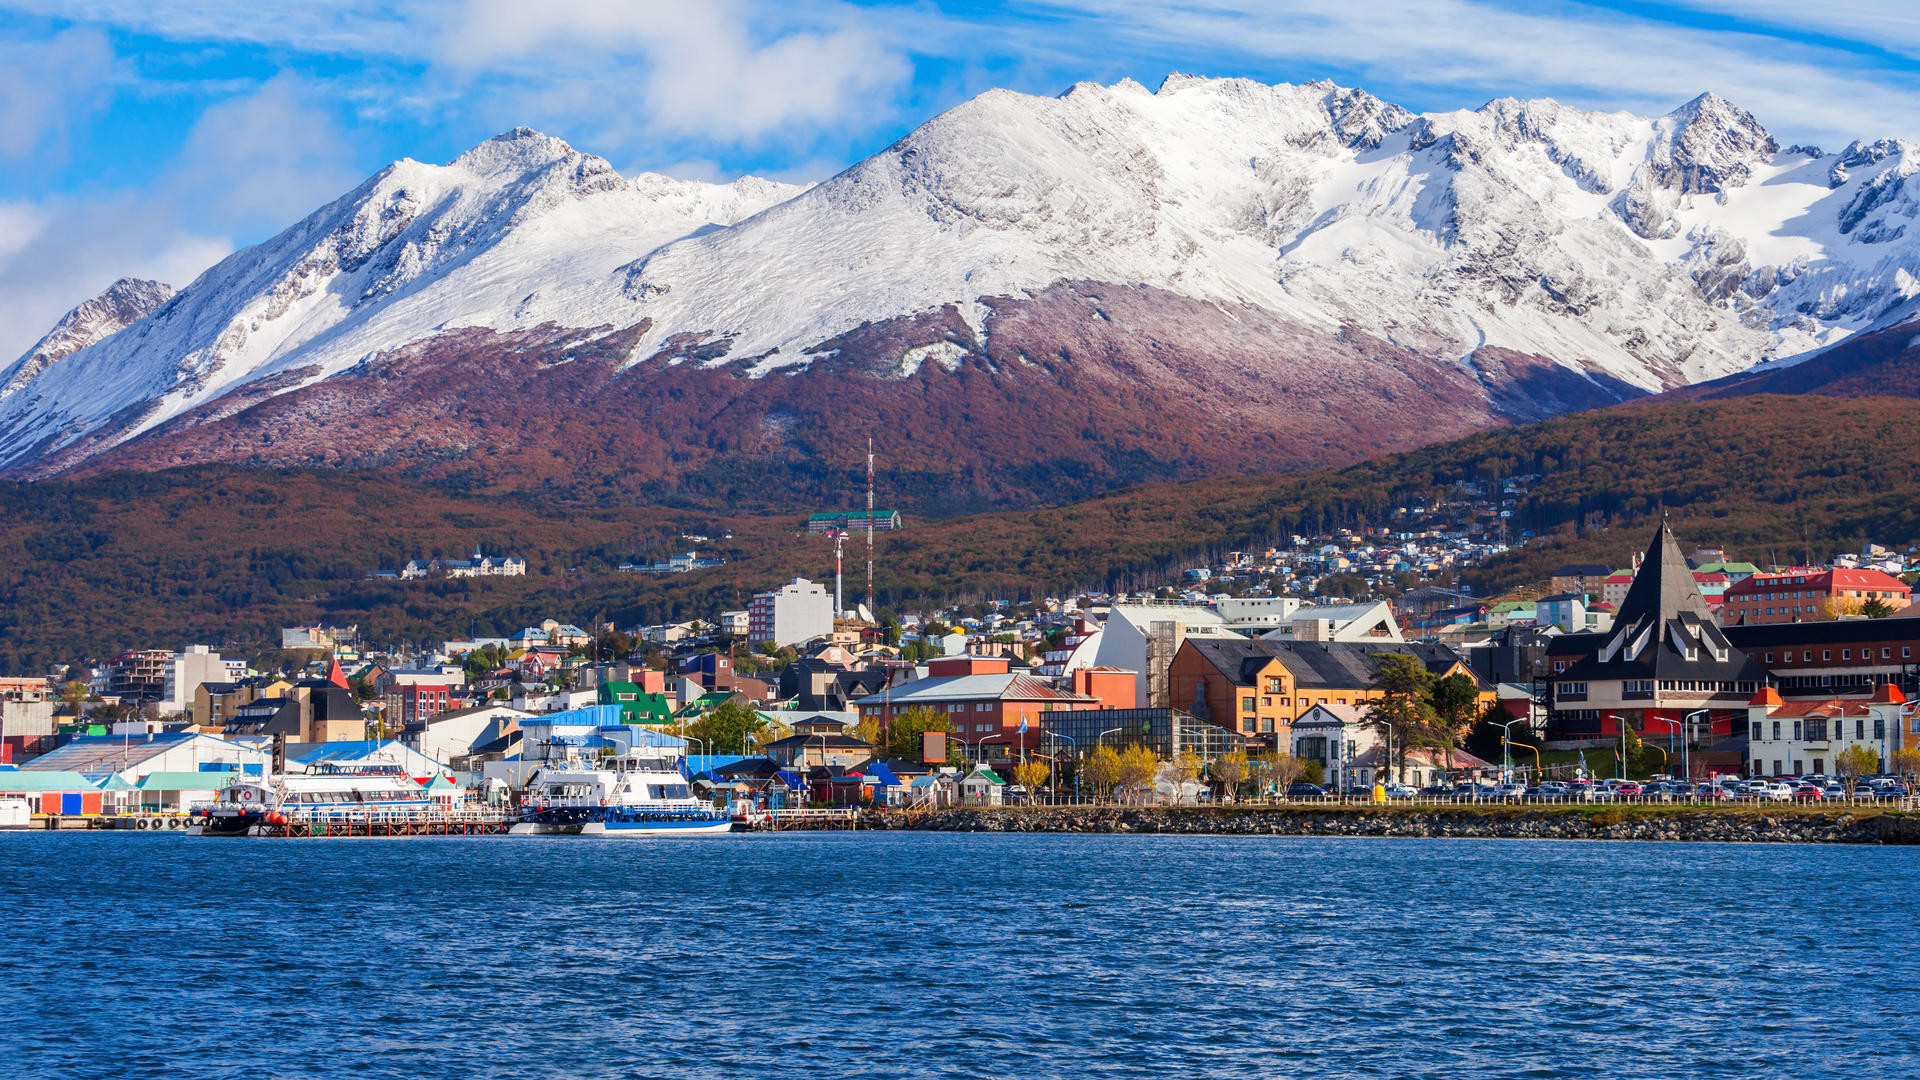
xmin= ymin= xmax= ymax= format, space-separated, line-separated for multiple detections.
xmin=48 ymin=283 xmax=1631 ymax=515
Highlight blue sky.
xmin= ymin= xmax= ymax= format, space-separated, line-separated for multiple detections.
xmin=4 ymin=0 xmax=1920 ymax=360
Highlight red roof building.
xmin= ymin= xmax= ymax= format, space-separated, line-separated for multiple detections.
xmin=1721 ymin=568 xmax=1910 ymax=625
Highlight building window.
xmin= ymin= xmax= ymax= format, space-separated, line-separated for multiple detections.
xmin=1793 ymin=720 xmax=1803 ymax=741
xmin=1842 ymin=650 xmax=1851 ymax=661
xmin=1242 ymin=697 xmax=1256 ymax=712
xmin=1772 ymin=721 xmax=1780 ymax=741
xmin=1876 ymin=718 xmax=1886 ymax=739
xmin=1804 ymin=652 xmax=1813 ymax=661
xmin=1823 ymin=651 xmax=1832 ymax=661
xmin=1751 ymin=721 xmax=1762 ymax=741
xmin=1765 ymin=652 xmax=1774 ymax=662
xmin=1857 ymin=719 xmax=1866 ymax=740
xmin=1266 ymin=678 xmax=1284 ymax=694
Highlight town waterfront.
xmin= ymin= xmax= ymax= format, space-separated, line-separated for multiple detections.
xmin=9 ymin=831 xmax=1920 ymax=1078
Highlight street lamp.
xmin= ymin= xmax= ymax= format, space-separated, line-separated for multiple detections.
xmin=1896 ymin=702 xmax=1920 ymax=781
xmin=1682 ymin=709 xmax=1708 ymax=784
xmin=1490 ymin=718 xmax=1525 ymax=783
xmin=1605 ymin=714 xmax=1626 ymax=780
xmin=979 ymin=732 xmax=1009 ymax=769
xmin=1044 ymin=731 xmax=1077 ymax=804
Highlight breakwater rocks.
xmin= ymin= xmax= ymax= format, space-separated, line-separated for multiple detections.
xmin=856 ymin=806 xmax=1920 ymax=844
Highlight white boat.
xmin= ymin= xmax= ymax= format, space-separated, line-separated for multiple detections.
xmin=188 ymin=765 xmax=443 ymax=836
xmin=509 ymin=749 xmax=731 ymax=837
xmin=0 ymin=796 xmax=28 ymax=830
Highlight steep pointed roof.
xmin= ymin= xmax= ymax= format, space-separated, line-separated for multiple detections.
xmin=1613 ymin=524 xmax=1712 ymax=627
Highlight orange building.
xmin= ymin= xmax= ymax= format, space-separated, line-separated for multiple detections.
xmin=1169 ymin=638 xmax=1488 ymax=748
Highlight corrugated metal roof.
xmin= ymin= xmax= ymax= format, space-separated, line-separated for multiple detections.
xmin=0 ymin=770 xmax=102 ymax=792
xmin=851 ymin=673 xmax=1094 ymax=707
xmin=133 ymin=771 xmax=231 ymax=790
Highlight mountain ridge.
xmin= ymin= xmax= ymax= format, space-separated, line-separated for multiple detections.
xmin=8 ymin=75 xmax=1920 ymax=507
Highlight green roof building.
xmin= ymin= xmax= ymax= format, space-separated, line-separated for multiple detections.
xmin=597 ymin=682 xmax=675 ymax=726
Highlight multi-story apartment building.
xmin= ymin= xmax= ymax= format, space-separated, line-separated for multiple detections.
xmin=1721 ymin=567 xmax=1911 ymax=625
xmin=747 ymin=578 xmax=833 ymax=648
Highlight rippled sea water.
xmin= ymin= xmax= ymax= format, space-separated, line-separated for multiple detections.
xmin=6 ymin=830 xmax=1919 ymax=1079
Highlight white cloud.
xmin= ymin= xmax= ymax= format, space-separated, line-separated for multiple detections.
xmin=0 ymin=26 xmax=118 ymax=160
xmin=0 ymin=75 xmax=358 ymax=362
xmin=437 ymin=0 xmax=914 ymax=143
xmin=0 ymin=200 xmax=48 ymax=262
xmin=164 ymin=74 xmax=360 ymax=233
xmin=1036 ymin=0 xmax=1920 ymax=146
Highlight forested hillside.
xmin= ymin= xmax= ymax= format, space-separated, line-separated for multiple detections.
xmin=3 ymin=395 xmax=1917 ymax=668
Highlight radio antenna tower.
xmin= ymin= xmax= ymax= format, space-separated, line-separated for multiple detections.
xmin=831 ymin=529 xmax=847 ymax=618
xmin=866 ymin=436 xmax=876 ymax=614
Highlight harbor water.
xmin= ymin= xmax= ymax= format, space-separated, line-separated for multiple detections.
xmin=6 ymin=830 xmax=1918 ymax=1078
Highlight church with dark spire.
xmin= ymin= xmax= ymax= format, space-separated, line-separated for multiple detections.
xmin=1550 ymin=525 xmax=1769 ymax=741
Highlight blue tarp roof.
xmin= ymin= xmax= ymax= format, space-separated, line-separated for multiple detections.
xmin=292 ymin=740 xmax=402 ymax=763
xmin=863 ymin=761 xmax=903 ymax=787
xmin=774 ymin=769 xmax=807 ymax=792
xmin=521 ymin=704 xmax=624 ymax=729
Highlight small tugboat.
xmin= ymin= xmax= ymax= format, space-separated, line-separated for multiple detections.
xmin=510 ymin=747 xmax=731 ymax=837
xmin=189 ymin=765 xmax=440 ymax=836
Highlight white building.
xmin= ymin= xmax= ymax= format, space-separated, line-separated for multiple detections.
xmin=1745 ymin=687 xmax=1901 ymax=778
xmin=404 ymin=703 xmax=529 ymax=771
xmin=1290 ymin=703 xmax=1494 ymax=789
xmin=1260 ymin=601 xmax=1404 ymax=644
xmin=161 ymin=645 xmax=230 ymax=714
xmin=1095 ymin=604 xmax=1244 ymax=709
xmin=717 ymin=610 xmax=750 ymax=636
xmin=748 ymin=578 xmax=834 ymax=648
xmin=20 ymin=730 xmax=268 ymax=784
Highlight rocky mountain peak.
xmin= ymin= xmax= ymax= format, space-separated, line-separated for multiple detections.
xmin=0 ymin=278 xmax=174 ymax=401
xmin=1652 ymin=91 xmax=1778 ymax=195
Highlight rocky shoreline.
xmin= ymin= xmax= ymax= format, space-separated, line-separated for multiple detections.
xmin=838 ymin=805 xmax=1920 ymax=844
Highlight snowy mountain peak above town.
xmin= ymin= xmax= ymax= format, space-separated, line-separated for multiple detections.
xmin=0 ymin=277 xmax=174 ymax=402
xmin=5 ymin=74 xmax=1920 ymax=485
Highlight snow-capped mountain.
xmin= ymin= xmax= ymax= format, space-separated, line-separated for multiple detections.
xmin=6 ymin=76 xmax=1920 ymax=499
xmin=1 ymin=278 xmax=174 ymax=401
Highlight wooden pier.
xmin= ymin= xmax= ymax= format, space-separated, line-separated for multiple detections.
xmin=762 ymin=807 xmax=862 ymax=830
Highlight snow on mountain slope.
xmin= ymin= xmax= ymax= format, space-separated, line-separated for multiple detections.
xmin=0 ymin=130 xmax=800 ymax=466
xmin=8 ymin=75 xmax=1920 ymax=478
xmin=0 ymin=278 xmax=174 ymax=401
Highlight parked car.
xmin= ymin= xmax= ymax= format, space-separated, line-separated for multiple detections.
xmin=1533 ymin=781 xmax=1571 ymax=802
xmin=1791 ymin=784 xmax=1824 ymax=803
xmin=1379 ymin=782 xmax=1417 ymax=800
xmin=1494 ymin=783 xmax=1528 ymax=802
xmin=1752 ymin=781 xmax=1794 ymax=802
xmin=1286 ymin=782 xmax=1328 ymax=800
xmin=1418 ymin=784 xmax=1453 ymax=799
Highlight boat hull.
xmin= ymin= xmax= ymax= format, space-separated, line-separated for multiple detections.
xmin=580 ymin=817 xmax=733 ymax=837
xmin=192 ymin=811 xmax=265 ymax=837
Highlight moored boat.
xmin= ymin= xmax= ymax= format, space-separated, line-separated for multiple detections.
xmin=510 ymin=752 xmax=731 ymax=837
xmin=189 ymin=765 xmax=442 ymax=836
